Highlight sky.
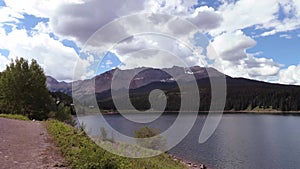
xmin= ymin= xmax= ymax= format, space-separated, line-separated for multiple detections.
xmin=0 ymin=0 xmax=299 ymax=85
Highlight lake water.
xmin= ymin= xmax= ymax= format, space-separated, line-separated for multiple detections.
xmin=77 ymin=114 xmax=300 ymax=169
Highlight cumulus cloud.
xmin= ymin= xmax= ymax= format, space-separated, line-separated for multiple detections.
xmin=211 ymin=0 xmax=280 ymax=36
xmin=259 ymin=0 xmax=300 ymax=37
xmin=1 ymin=0 xmax=214 ymax=81
xmin=1 ymin=0 xmax=300 ymax=84
xmin=112 ymin=34 xmax=207 ymax=69
xmin=211 ymin=54 xmax=281 ymax=81
xmin=210 ymin=30 xmax=256 ymax=61
xmin=244 ymin=55 xmax=281 ymax=77
xmin=81 ymin=12 xmax=211 ymax=72
xmin=148 ymin=0 xmax=198 ymax=15
xmin=209 ymin=0 xmax=300 ymax=38
xmin=0 ymin=25 xmax=90 ymax=81
xmin=118 ymin=49 xmax=184 ymax=69
xmin=3 ymin=0 xmax=84 ymax=18
xmin=208 ymin=30 xmax=281 ymax=81
xmin=49 ymin=0 xmax=147 ymax=44
xmin=279 ymin=64 xmax=300 ymax=85
xmin=187 ymin=6 xmax=223 ymax=30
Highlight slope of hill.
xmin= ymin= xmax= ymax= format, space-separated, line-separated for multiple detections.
xmin=46 ymin=76 xmax=72 ymax=95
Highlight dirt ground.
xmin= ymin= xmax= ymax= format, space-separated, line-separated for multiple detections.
xmin=0 ymin=118 xmax=68 ymax=169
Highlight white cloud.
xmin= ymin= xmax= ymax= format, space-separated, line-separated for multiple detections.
xmin=260 ymin=19 xmax=300 ymax=37
xmin=208 ymin=30 xmax=281 ymax=81
xmin=1 ymin=0 xmax=210 ymax=81
xmin=0 ymin=6 xmax=23 ymax=23
xmin=211 ymin=0 xmax=280 ymax=36
xmin=209 ymin=0 xmax=300 ymax=38
xmin=187 ymin=6 xmax=223 ymax=30
xmin=1 ymin=0 xmax=300 ymax=85
xmin=279 ymin=34 xmax=292 ymax=39
xmin=244 ymin=55 xmax=281 ymax=77
xmin=279 ymin=64 xmax=300 ymax=85
xmin=257 ymin=0 xmax=300 ymax=37
xmin=149 ymin=0 xmax=198 ymax=15
xmin=211 ymin=30 xmax=256 ymax=61
xmin=110 ymin=31 xmax=208 ymax=69
xmin=211 ymin=54 xmax=281 ymax=81
xmin=3 ymin=0 xmax=84 ymax=18
xmin=118 ymin=49 xmax=200 ymax=70
xmin=48 ymin=0 xmax=147 ymax=44
xmin=0 ymin=26 xmax=90 ymax=81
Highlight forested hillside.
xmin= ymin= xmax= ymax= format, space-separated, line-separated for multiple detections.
xmin=96 ymin=77 xmax=300 ymax=112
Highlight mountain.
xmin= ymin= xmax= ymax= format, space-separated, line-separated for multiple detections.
xmin=47 ymin=66 xmax=224 ymax=95
xmin=46 ymin=66 xmax=300 ymax=112
xmin=46 ymin=76 xmax=72 ymax=95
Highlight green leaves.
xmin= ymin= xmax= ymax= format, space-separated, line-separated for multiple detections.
xmin=0 ymin=58 xmax=51 ymax=120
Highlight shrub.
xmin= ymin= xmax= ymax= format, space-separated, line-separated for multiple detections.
xmin=100 ymin=127 xmax=108 ymax=141
xmin=134 ymin=126 xmax=167 ymax=151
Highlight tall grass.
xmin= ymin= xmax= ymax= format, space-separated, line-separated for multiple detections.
xmin=46 ymin=120 xmax=186 ymax=169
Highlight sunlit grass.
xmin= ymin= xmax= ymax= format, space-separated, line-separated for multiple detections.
xmin=0 ymin=114 xmax=30 ymax=121
xmin=46 ymin=120 xmax=186 ymax=169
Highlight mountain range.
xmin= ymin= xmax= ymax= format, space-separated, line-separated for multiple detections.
xmin=47 ymin=66 xmax=223 ymax=95
xmin=47 ymin=66 xmax=300 ymax=112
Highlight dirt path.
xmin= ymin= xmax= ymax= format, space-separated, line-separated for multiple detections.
xmin=0 ymin=118 xmax=68 ymax=169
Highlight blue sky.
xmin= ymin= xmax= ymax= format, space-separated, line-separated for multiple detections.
xmin=0 ymin=0 xmax=299 ymax=84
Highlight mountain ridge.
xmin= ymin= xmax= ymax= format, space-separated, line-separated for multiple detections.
xmin=47 ymin=66 xmax=226 ymax=94
xmin=46 ymin=66 xmax=300 ymax=112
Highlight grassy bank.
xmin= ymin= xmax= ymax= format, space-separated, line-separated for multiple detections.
xmin=0 ymin=114 xmax=30 ymax=121
xmin=46 ymin=120 xmax=186 ymax=169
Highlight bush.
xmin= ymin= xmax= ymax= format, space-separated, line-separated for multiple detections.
xmin=134 ymin=126 xmax=167 ymax=151
xmin=100 ymin=127 xmax=108 ymax=141
xmin=49 ymin=103 xmax=75 ymax=125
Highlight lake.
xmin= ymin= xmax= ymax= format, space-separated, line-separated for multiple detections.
xmin=77 ymin=113 xmax=300 ymax=169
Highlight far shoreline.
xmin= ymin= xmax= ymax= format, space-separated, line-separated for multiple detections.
xmin=76 ymin=110 xmax=300 ymax=116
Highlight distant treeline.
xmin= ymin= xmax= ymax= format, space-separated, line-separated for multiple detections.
xmin=95 ymin=77 xmax=300 ymax=112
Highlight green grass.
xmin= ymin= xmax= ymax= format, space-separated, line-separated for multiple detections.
xmin=251 ymin=106 xmax=277 ymax=112
xmin=0 ymin=114 xmax=30 ymax=121
xmin=46 ymin=120 xmax=186 ymax=169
